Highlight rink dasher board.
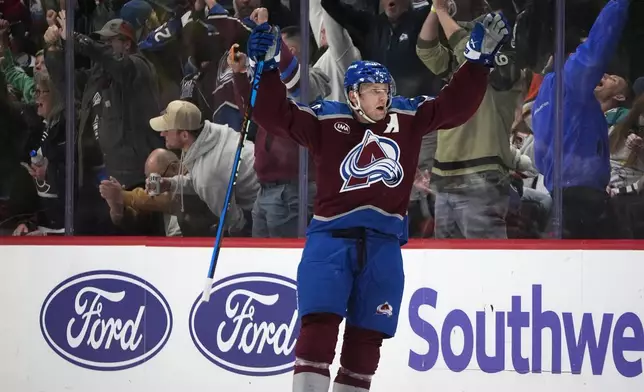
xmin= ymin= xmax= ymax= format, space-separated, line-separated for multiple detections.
xmin=1 ymin=244 xmax=643 ymax=391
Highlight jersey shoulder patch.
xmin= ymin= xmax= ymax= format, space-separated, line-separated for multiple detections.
xmin=309 ymin=100 xmax=353 ymax=118
xmin=390 ymin=95 xmax=434 ymax=113
xmin=207 ymin=3 xmax=229 ymax=16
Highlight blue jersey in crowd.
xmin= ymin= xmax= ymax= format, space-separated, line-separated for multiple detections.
xmin=532 ymin=0 xmax=630 ymax=193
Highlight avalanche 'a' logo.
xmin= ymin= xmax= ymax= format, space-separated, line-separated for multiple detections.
xmin=339 ymin=130 xmax=404 ymax=193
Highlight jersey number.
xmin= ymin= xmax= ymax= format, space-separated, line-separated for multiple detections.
xmin=154 ymin=27 xmax=172 ymax=42
xmin=495 ymin=53 xmax=509 ymax=66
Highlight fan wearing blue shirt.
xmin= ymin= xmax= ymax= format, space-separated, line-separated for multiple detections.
xmin=531 ymin=0 xmax=631 ymax=239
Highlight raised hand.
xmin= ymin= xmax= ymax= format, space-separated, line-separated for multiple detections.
xmin=432 ymin=0 xmax=448 ymax=11
xmin=0 ymin=19 xmax=10 ymax=36
xmin=247 ymin=22 xmax=281 ymax=70
xmin=44 ymin=25 xmax=61 ymax=46
xmin=46 ymin=10 xmax=58 ymax=27
xmin=464 ymin=13 xmax=510 ymax=67
xmin=227 ymin=43 xmax=248 ymax=73
xmin=432 ymin=0 xmax=456 ymax=16
xmin=250 ymin=7 xmax=269 ymax=25
xmin=56 ymin=10 xmax=68 ymax=40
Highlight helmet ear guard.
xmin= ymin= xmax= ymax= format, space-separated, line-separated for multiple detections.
xmin=388 ymin=76 xmax=397 ymax=106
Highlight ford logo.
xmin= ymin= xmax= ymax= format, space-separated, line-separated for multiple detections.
xmin=40 ymin=270 xmax=173 ymax=371
xmin=189 ymin=272 xmax=300 ymax=376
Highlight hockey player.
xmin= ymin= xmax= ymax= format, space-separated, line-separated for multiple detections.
xmin=229 ymin=11 xmax=510 ymax=392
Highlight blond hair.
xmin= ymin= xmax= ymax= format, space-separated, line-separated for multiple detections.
xmin=34 ymin=70 xmax=64 ymax=121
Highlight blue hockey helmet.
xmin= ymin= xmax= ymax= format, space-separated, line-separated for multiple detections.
xmin=344 ymin=61 xmax=395 ymax=98
xmin=343 ymin=61 xmax=396 ymax=123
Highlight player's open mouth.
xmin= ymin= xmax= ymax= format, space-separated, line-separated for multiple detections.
xmin=376 ymin=105 xmax=385 ymax=111
xmin=388 ymin=1 xmax=396 ymax=9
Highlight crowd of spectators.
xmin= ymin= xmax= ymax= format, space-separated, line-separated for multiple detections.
xmin=1 ymin=0 xmax=643 ymax=239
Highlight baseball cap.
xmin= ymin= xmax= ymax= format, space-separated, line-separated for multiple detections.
xmin=93 ymin=19 xmax=137 ymax=43
xmin=150 ymin=100 xmax=202 ymax=132
xmin=120 ymin=0 xmax=154 ymax=31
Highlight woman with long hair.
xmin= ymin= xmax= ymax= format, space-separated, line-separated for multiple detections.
xmin=13 ymin=70 xmax=67 ymax=235
xmin=13 ymin=70 xmax=119 ymax=236
xmin=606 ymin=90 xmax=644 ymax=238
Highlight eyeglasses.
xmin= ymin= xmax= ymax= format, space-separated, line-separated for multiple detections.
xmin=161 ymin=162 xmax=178 ymax=177
xmin=34 ymin=89 xmax=50 ymax=98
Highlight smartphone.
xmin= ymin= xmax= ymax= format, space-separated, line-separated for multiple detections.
xmin=96 ymin=167 xmax=109 ymax=185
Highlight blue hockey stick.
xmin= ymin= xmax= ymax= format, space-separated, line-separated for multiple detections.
xmin=201 ymin=50 xmax=265 ymax=302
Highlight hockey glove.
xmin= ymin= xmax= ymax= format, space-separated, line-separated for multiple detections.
xmin=247 ymin=22 xmax=281 ymax=71
xmin=464 ymin=13 xmax=510 ymax=67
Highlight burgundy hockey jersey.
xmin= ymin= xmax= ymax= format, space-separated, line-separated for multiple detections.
xmin=204 ymin=5 xmax=300 ymax=124
xmin=250 ymin=62 xmax=489 ymax=242
xmin=141 ymin=5 xmax=300 ymax=126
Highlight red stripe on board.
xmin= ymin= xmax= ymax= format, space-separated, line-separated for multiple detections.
xmin=1 ymin=236 xmax=644 ymax=250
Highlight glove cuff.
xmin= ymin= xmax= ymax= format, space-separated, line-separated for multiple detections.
xmin=249 ymin=57 xmax=279 ymax=71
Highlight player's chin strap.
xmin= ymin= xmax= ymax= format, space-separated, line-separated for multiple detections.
xmin=347 ymin=91 xmax=377 ymax=124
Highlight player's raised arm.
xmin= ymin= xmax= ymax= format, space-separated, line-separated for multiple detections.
xmin=229 ymin=22 xmax=321 ymax=151
xmin=413 ymin=12 xmax=511 ymax=135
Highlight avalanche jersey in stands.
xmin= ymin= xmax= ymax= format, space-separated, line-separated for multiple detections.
xmin=140 ymin=5 xmax=300 ymax=129
xmin=251 ymin=62 xmax=489 ymax=243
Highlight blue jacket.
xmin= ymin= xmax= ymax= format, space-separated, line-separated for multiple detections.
xmin=532 ymin=0 xmax=630 ymax=192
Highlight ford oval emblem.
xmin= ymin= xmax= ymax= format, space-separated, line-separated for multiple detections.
xmin=40 ymin=270 xmax=173 ymax=371
xmin=189 ymin=272 xmax=300 ymax=376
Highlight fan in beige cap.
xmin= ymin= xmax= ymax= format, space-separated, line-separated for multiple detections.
xmin=149 ymin=100 xmax=203 ymax=132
